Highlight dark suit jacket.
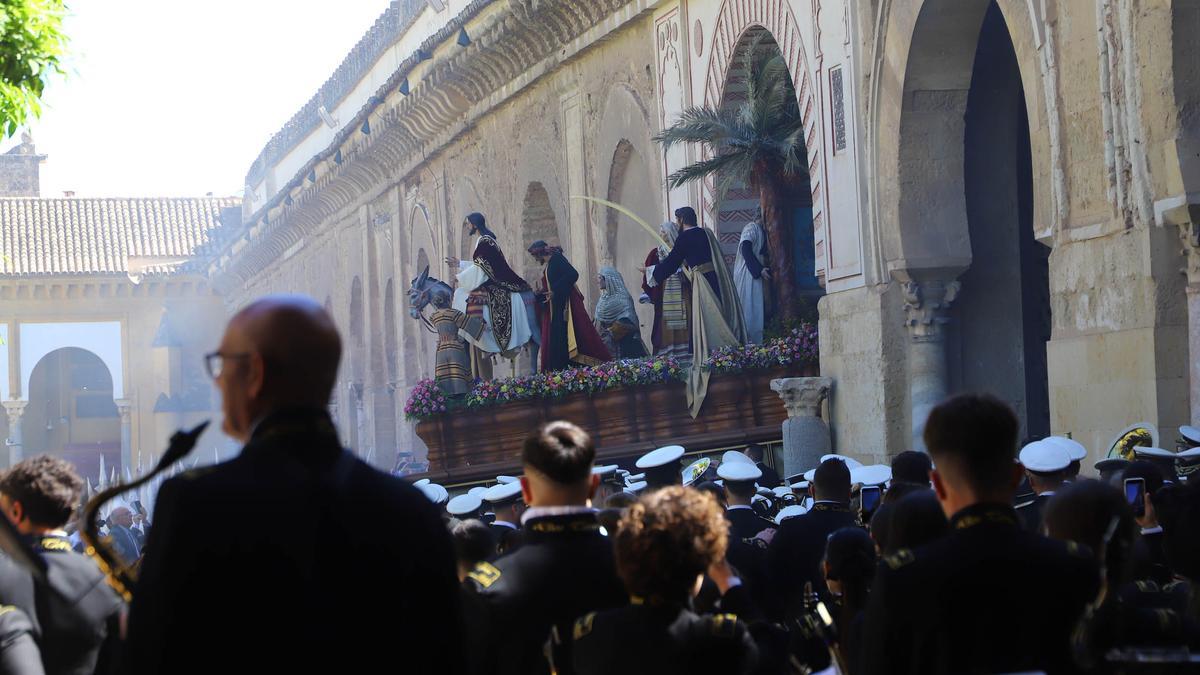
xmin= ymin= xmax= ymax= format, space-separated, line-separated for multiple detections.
xmin=106 ymin=525 xmax=141 ymax=564
xmin=0 ymin=534 xmax=123 ymax=675
xmin=124 ymin=408 xmax=462 ymax=675
xmin=861 ymin=503 xmax=1100 ymax=675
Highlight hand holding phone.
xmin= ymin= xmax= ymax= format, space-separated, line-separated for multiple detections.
xmin=1125 ymin=477 xmax=1146 ymax=518
xmin=860 ymin=485 xmax=882 ymax=518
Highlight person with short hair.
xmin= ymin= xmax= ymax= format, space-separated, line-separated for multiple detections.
xmin=823 ymin=527 xmax=877 ymax=675
xmin=744 ymin=445 xmax=781 ymax=488
xmin=890 ymin=451 xmax=932 ymax=487
xmin=1016 ymin=440 xmax=1072 ymax=532
xmin=861 ymin=393 xmax=1100 ymax=675
xmin=453 ymin=520 xmax=498 ymax=582
xmin=124 ymin=295 xmax=461 ymax=675
xmin=572 ymin=486 xmax=758 ymax=675
xmin=883 ymin=490 xmax=947 ymax=555
xmin=767 ymin=458 xmax=858 ymax=619
xmin=0 ymin=455 xmax=123 ymax=675
xmin=1044 ymin=480 xmax=1198 ymax=665
xmin=463 ymin=421 xmax=625 ymax=675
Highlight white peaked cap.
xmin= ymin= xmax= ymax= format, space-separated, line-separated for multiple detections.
xmin=821 ymin=454 xmax=863 ymax=469
xmin=850 ymin=464 xmax=892 ymax=486
xmin=1043 ymin=436 xmax=1087 ymax=462
xmin=722 ymin=450 xmax=754 ymax=466
xmin=482 ymin=481 xmax=523 ymax=504
xmin=775 ymin=505 xmax=808 ymax=524
xmin=717 ymin=461 xmax=762 ymax=483
xmin=637 ymin=445 xmax=685 ymax=469
xmin=447 ymin=493 xmax=483 ymax=516
xmin=1181 ymin=425 xmax=1200 ymax=444
xmin=1020 ymin=441 xmax=1071 ymax=473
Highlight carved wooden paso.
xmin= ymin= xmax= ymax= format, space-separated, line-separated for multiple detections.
xmin=416 ymin=369 xmax=796 ymax=483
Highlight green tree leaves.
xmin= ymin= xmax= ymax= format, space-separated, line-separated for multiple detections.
xmin=0 ymin=0 xmax=67 ymax=137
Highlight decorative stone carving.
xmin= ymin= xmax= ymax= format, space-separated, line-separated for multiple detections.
xmin=901 ymin=279 xmax=961 ymax=342
xmin=771 ymin=377 xmax=833 ymax=418
xmin=770 ymin=377 xmax=834 ymax=478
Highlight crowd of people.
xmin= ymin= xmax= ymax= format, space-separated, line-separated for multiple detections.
xmin=0 ymin=296 xmax=1196 ymax=674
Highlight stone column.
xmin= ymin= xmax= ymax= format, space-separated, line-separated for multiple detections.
xmin=1180 ymin=219 xmax=1200 ymax=425
xmin=770 ymin=377 xmax=834 ymax=479
xmin=900 ymin=278 xmax=961 ymax=452
xmin=115 ymin=398 xmax=133 ymax=472
xmin=2 ymin=400 xmax=28 ymax=467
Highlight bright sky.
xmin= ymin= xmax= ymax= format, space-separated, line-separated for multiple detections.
xmin=11 ymin=0 xmax=390 ymax=198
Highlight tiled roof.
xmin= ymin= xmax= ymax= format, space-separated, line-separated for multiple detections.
xmin=0 ymin=197 xmax=240 ymax=277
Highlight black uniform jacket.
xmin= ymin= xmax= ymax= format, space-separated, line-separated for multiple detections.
xmin=572 ymin=601 xmax=757 ymax=675
xmin=463 ymin=510 xmax=626 ymax=675
xmin=766 ymin=501 xmax=857 ymax=618
xmin=0 ymin=533 xmax=122 ymax=675
xmin=861 ymin=503 xmax=1101 ymax=675
xmin=123 ymin=408 xmax=462 ymax=675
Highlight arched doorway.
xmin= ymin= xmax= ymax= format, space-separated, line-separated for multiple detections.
xmin=890 ymin=0 xmax=1051 ymax=445
xmin=948 ymin=1 xmax=1050 ymax=441
xmin=520 ymin=182 xmax=560 ymax=284
xmin=26 ymin=348 xmax=120 ymax=482
xmin=715 ymin=28 xmax=819 ymax=325
xmin=606 ymin=139 xmax=658 ymax=337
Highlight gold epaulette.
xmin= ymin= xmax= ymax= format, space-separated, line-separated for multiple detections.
xmin=39 ymin=537 xmax=71 ymax=552
xmin=709 ymin=613 xmax=739 ymax=637
xmin=573 ymin=612 xmax=596 ymax=640
xmin=884 ymin=548 xmax=914 ymax=570
xmin=467 ymin=561 xmax=501 ymax=589
xmin=1135 ymin=580 xmax=1160 ymax=593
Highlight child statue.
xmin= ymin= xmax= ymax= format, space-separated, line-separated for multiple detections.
xmin=430 ymin=288 xmax=485 ymax=397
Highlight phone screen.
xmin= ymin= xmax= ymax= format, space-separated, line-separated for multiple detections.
xmin=1124 ymin=478 xmax=1145 ymax=517
xmin=861 ymin=486 xmax=881 ymax=514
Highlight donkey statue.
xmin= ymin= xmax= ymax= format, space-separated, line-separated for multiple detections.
xmin=407 ymin=266 xmax=541 ymax=375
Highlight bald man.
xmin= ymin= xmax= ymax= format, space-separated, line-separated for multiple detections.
xmin=124 ymin=295 xmax=463 ymax=675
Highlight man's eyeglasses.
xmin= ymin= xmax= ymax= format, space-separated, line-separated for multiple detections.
xmin=204 ymin=352 xmax=251 ymax=380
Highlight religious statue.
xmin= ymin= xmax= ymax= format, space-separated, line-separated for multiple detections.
xmin=595 ymin=266 xmax=648 ymax=359
xmin=429 ymin=288 xmax=484 ymax=397
xmin=733 ymin=221 xmax=771 ymax=344
xmin=445 ymin=213 xmax=540 ymax=364
xmin=526 ymin=240 xmax=610 ymax=371
xmin=641 ymin=221 xmax=690 ymax=359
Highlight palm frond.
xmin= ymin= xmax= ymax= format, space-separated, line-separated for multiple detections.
xmin=654 ymin=106 xmax=738 ymax=149
xmin=664 ymin=151 xmax=752 ymax=189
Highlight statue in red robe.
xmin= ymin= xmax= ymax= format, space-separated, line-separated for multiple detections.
xmin=527 ymin=241 xmax=610 ymax=371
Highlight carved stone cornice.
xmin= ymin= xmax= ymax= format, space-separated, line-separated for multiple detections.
xmin=901 ymin=278 xmax=960 ymax=343
xmin=212 ymin=0 xmax=648 ymax=289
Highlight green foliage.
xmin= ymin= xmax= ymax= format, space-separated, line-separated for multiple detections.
xmin=0 ymin=0 xmax=67 ymax=137
xmin=654 ymin=33 xmax=807 ymax=198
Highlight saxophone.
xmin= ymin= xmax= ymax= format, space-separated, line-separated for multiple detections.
xmin=80 ymin=421 xmax=209 ymax=602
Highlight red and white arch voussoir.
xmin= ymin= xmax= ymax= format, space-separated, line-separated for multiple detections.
xmin=700 ymin=0 xmax=824 ymax=249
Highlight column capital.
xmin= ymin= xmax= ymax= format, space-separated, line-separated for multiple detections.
xmin=899 ymin=278 xmax=961 ymax=342
xmin=770 ymin=377 xmax=833 ymax=418
xmin=1 ymin=400 xmax=28 ymax=417
xmin=115 ymin=398 xmax=133 ymax=415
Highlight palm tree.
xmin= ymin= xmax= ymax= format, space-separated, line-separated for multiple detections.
xmin=654 ymin=34 xmax=810 ymax=323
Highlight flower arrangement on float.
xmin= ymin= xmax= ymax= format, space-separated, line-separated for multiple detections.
xmin=404 ymin=324 xmax=818 ymax=421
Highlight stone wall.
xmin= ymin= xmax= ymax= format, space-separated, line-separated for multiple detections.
xmin=222 ymin=15 xmax=661 ymax=466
